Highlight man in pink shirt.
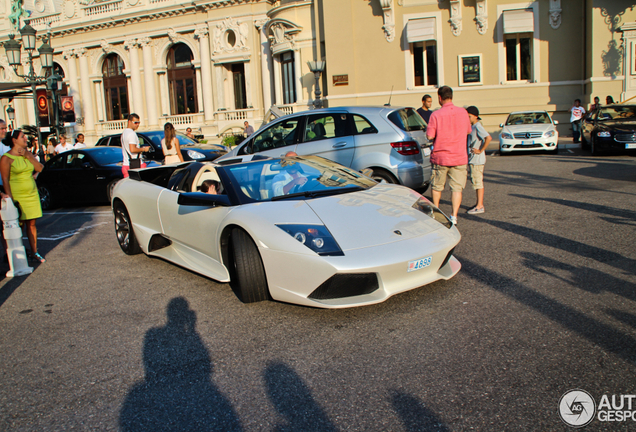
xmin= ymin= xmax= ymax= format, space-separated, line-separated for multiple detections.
xmin=426 ymin=86 xmax=471 ymax=225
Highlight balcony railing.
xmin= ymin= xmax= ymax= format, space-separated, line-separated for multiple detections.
xmin=29 ymin=13 xmax=61 ymax=27
xmin=101 ymin=120 xmax=127 ymax=132
xmin=162 ymin=113 xmax=202 ymax=126
xmin=84 ymin=0 xmax=123 ymax=17
xmin=214 ymin=108 xmax=255 ymax=122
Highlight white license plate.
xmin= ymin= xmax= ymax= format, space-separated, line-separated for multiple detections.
xmin=626 ymin=143 xmax=636 ymax=149
xmin=407 ymin=256 xmax=432 ymax=272
xmin=423 ymin=147 xmax=431 ymax=157
xmin=521 ymin=141 xmax=534 ymax=145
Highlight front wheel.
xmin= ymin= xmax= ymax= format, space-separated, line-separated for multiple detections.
xmin=591 ymin=136 xmax=601 ymax=156
xmin=114 ymin=202 xmax=141 ymax=255
xmin=38 ymin=185 xmax=54 ymax=210
xmin=229 ymin=228 xmax=270 ymax=303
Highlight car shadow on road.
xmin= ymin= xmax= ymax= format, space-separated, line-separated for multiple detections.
xmin=508 ymin=194 xmax=636 ymax=222
xmin=457 ymin=256 xmax=636 ymax=365
xmin=390 ymin=391 xmax=450 ymax=432
xmin=119 ymin=297 xmax=242 ymax=432
xmin=264 ymin=361 xmax=337 ymax=432
xmin=463 ymin=216 xmax=636 ymax=276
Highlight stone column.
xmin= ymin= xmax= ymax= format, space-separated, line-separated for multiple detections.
xmin=273 ymin=55 xmax=282 ymax=105
xmin=77 ymin=48 xmax=95 ymax=132
xmin=139 ymin=37 xmax=158 ymax=127
xmin=256 ymin=20 xmax=272 ymax=110
xmin=215 ymin=65 xmax=225 ymax=110
xmin=195 ymin=65 xmax=204 ymax=114
xmin=293 ymin=49 xmax=302 ymax=103
xmin=63 ymin=50 xmax=81 ymax=122
xmin=244 ymin=60 xmax=253 ymax=108
xmin=93 ymin=78 xmax=104 ymax=122
xmin=195 ymin=27 xmax=214 ymax=121
xmin=157 ymin=69 xmax=169 ymax=116
xmin=125 ymin=39 xmax=145 ymax=121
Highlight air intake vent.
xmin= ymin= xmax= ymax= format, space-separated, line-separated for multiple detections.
xmin=439 ymin=247 xmax=455 ymax=271
xmin=309 ymin=273 xmax=379 ymax=300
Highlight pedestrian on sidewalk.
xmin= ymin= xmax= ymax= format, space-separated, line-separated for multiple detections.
xmin=416 ymin=94 xmax=433 ymax=124
xmin=465 ymin=106 xmax=491 ymax=215
xmin=426 ymin=86 xmax=472 ymax=226
xmin=569 ymin=99 xmax=585 ymax=143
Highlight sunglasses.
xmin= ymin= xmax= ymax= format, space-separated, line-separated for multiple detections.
xmin=133 ymin=121 xmax=140 ymax=124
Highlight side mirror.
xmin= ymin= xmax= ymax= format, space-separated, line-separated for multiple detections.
xmin=499 ymin=123 xmax=504 ymax=128
xmin=177 ymin=192 xmax=230 ymax=207
xmin=553 ymin=120 xmax=559 ymax=125
xmin=81 ymin=162 xmax=93 ymax=169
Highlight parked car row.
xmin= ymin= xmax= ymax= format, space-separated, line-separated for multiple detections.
xmin=581 ymin=104 xmax=636 ymax=155
xmin=498 ymin=110 xmax=559 ymax=154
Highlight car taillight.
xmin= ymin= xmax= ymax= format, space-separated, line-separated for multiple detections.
xmin=390 ymin=141 xmax=420 ymax=155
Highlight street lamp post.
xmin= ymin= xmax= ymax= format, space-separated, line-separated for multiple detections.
xmin=4 ymin=20 xmax=54 ymax=144
xmin=307 ymin=60 xmax=326 ymax=109
xmin=6 ymin=106 xmax=15 ymax=129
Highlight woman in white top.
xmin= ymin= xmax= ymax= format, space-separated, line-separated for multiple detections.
xmin=161 ymin=122 xmax=184 ymax=165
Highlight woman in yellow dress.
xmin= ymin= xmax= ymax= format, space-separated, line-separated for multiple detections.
xmin=0 ymin=130 xmax=45 ymax=263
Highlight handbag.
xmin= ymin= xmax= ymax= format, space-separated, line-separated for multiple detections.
xmin=129 ymin=155 xmax=142 ymax=169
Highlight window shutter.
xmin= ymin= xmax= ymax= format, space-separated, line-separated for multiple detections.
xmin=407 ymin=18 xmax=436 ymax=43
xmin=503 ymin=9 xmax=534 ymax=34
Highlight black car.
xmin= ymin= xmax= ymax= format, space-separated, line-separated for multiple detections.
xmin=37 ymin=147 xmax=133 ymax=210
xmin=581 ymin=105 xmax=636 ymax=155
xmin=96 ymin=131 xmax=228 ymax=162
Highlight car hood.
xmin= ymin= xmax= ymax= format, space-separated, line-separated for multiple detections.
xmin=503 ymin=124 xmax=555 ymax=133
xmin=304 ymin=184 xmax=450 ymax=251
xmin=597 ymin=121 xmax=636 ymax=132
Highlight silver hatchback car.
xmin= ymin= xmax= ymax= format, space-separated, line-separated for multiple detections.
xmin=219 ymin=106 xmax=431 ymax=190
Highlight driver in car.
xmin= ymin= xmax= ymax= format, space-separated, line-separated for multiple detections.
xmin=272 ymin=151 xmax=308 ymax=196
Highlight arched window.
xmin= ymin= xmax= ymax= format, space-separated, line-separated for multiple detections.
xmin=102 ymin=54 xmax=130 ymax=121
xmin=167 ymin=43 xmax=198 ymax=115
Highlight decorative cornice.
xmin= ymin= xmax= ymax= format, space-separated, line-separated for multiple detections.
xmin=124 ymin=38 xmax=138 ymax=50
xmin=449 ymin=0 xmax=462 ymax=36
xmin=549 ymin=0 xmax=562 ymax=30
xmin=100 ymin=39 xmax=114 ymax=54
xmin=475 ymin=0 xmax=488 ymax=35
xmin=138 ymin=36 xmax=152 ymax=47
xmin=194 ymin=26 xmax=209 ymax=40
xmin=212 ymin=17 xmax=249 ymax=55
xmin=265 ymin=18 xmax=302 ymax=54
xmin=379 ymin=0 xmax=395 ymax=43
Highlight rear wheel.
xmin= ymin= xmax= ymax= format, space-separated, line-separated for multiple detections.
xmin=38 ymin=185 xmax=54 ymax=210
xmin=590 ymin=136 xmax=602 ymax=156
xmin=114 ymin=202 xmax=141 ymax=255
xmin=229 ymin=228 xmax=270 ymax=303
xmin=370 ymin=169 xmax=399 ymax=184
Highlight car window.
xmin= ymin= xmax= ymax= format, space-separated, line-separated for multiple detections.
xmin=142 ymin=132 xmax=163 ymax=147
xmin=598 ymin=106 xmax=636 ymax=120
xmin=66 ymin=152 xmax=88 ymax=169
xmin=303 ymin=114 xmax=348 ymax=142
xmin=388 ymin=108 xmax=426 ymax=132
xmin=90 ymin=149 xmax=123 ymax=165
xmin=252 ymin=118 xmax=301 ymax=153
xmin=47 ymin=155 xmax=65 ymax=169
xmin=506 ymin=113 xmax=551 ymax=125
xmin=352 ymin=115 xmax=378 ymax=134
xmin=96 ymin=137 xmax=109 ymax=146
xmin=109 ymin=136 xmax=122 ymax=147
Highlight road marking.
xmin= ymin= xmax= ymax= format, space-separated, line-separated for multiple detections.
xmin=38 ymin=222 xmax=110 ymax=241
xmin=43 ymin=211 xmax=112 ymax=216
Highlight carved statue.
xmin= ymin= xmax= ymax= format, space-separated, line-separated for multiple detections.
xmin=8 ymin=0 xmax=31 ymax=33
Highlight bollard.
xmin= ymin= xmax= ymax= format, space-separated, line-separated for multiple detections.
xmin=0 ymin=198 xmax=33 ymax=277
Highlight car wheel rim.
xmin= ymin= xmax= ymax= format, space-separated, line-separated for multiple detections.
xmin=115 ymin=209 xmax=130 ymax=250
xmin=39 ymin=187 xmax=50 ymax=209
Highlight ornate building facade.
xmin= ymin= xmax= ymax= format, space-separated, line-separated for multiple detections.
xmin=1 ymin=0 xmax=635 ymax=143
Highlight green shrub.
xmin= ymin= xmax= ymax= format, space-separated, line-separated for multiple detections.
xmin=221 ymin=135 xmax=243 ymax=148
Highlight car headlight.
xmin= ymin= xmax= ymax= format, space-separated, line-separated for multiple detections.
xmin=276 ymin=224 xmax=343 ymax=256
xmin=187 ymin=150 xmax=206 ymax=159
xmin=544 ymin=130 xmax=556 ymax=138
xmin=412 ymin=197 xmax=453 ymax=229
xmin=501 ymin=132 xmax=513 ymax=140
xmin=597 ymin=131 xmax=611 ymax=138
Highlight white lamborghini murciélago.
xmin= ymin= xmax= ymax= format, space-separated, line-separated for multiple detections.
xmin=112 ymin=155 xmax=461 ymax=308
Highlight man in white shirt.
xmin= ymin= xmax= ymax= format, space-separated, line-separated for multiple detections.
xmin=570 ymin=99 xmax=586 ymax=143
xmin=121 ymin=113 xmax=150 ymax=178
xmin=74 ymin=133 xmax=87 ymax=149
xmin=54 ymin=135 xmax=74 ymax=154
xmin=271 ymin=151 xmax=307 ymax=196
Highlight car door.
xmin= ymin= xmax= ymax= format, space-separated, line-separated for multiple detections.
xmin=39 ymin=154 xmax=67 ymax=203
xmin=63 ymin=152 xmax=105 ymax=203
xmin=238 ymin=116 xmax=303 ymax=157
xmin=582 ymin=110 xmax=595 ymax=143
xmin=295 ymin=112 xmax=355 ymax=166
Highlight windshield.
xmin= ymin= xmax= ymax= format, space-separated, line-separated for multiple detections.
xmin=506 ymin=112 xmax=551 ymax=125
xmin=143 ymin=131 xmax=198 ymax=147
xmin=223 ymin=156 xmax=376 ymax=203
xmin=89 ymin=148 xmax=122 ymax=165
xmin=598 ymin=106 xmax=636 ymax=121
xmin=388 ymin=108 xmax=427 ymax=131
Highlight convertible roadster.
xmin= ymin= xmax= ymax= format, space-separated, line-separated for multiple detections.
xmin=111 ymin=155 xmax=461 ymax=308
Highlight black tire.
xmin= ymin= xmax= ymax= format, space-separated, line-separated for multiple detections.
xmin=370 ymin=169 xmax=399 ymax=184
xmin=499 ymin=146 xmax=509 ymax=156
xmin=229 ymin=228 xmax=270 ymax=303
xmin=38 ymin=185 xmax=55 ymax=210
xmin=107 ymin=179 xmax=120 ymax=202
xmin=552 ymin=145 xmax=559 ymax=155
xmin=581 ymin=133 xmax=589 ymax=150
xmin=590 ymin=136 xmax=601 ymax=156
xmin=113 ymin=202 xmax=142 ymax=255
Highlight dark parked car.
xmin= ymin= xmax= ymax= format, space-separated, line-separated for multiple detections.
xmin=582 ymin=105 xmax=636 ymax=155
xmin=37 ymin=147 xmax=135 ymax=210
xmin=96 ymin=130 xmax=228 ymax=162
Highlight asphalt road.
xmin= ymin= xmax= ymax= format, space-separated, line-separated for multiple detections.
xmin=0 ymin=148 xmax=635 ymax=431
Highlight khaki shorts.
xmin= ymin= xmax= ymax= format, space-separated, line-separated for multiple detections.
xmin=431 ymin=164 xmax=467 ymax=192
xmin=469 ymin=164 xmax=485 ymax=190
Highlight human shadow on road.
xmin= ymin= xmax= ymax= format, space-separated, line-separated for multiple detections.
xmin=390 ymin=391 xmax=449 ymax=432
xmin=458 ymin=257 xmax=636 ymax=364
xmin=0 ymin=276 xmax=26 ymax=308
xmin=508 ymin=194 xmax=636 ymax=221
xmin=606 ymin=309 xmax=636 ymax=330
xmin=463 ymin=216 xmax=636 ymax=276
xmin=264 ymin=361 xmax=337 ymax=432
xmin=119 ymin=297 xmax=242 ymax=432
